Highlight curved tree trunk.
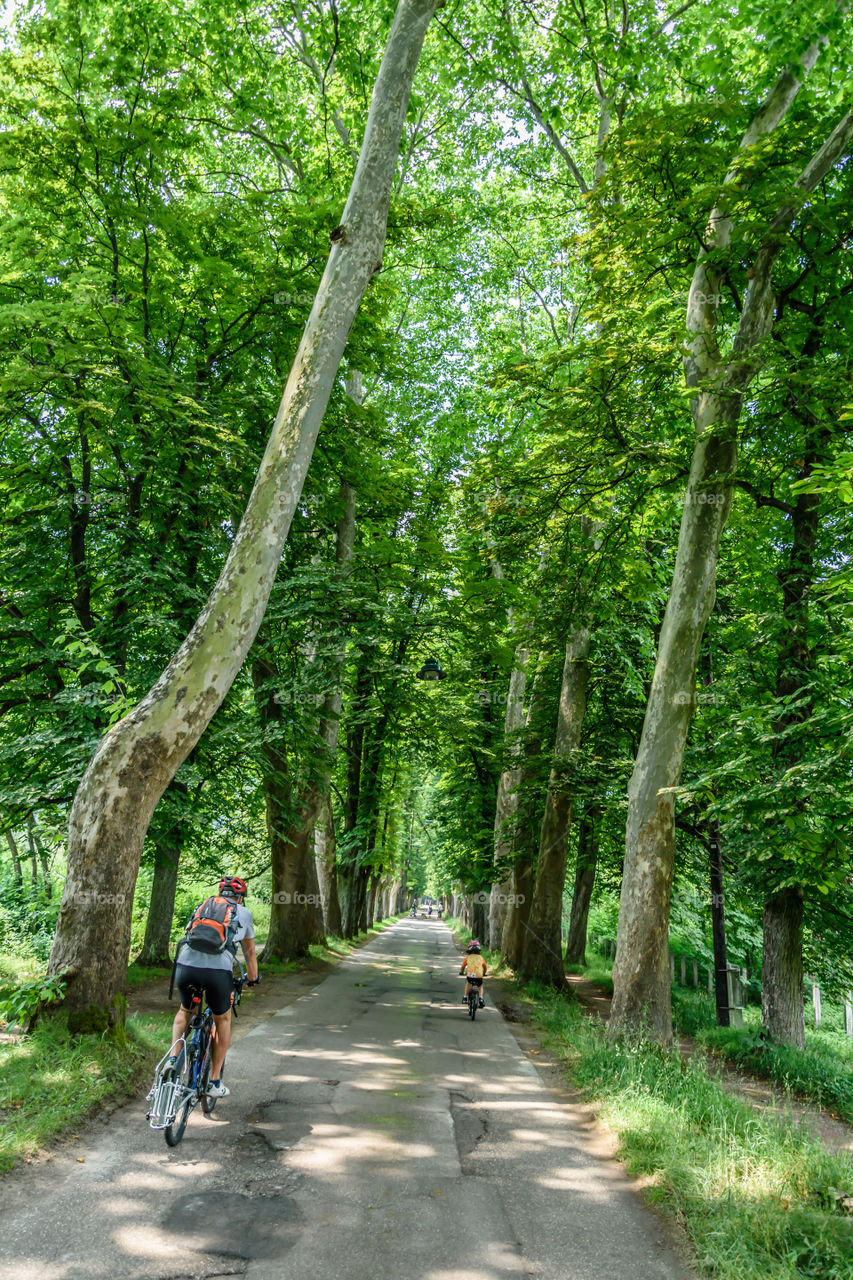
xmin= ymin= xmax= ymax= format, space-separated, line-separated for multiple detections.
xmin=47 ymin=0 xmax=440 ymax=1027
xmin=136 ymin=837 xmax=181 ymax=966
xmin=519 ymin=628 xmax=591 ymax=986
xmin=609 ymin=46 xmax=852 ymax=1043
xmin=565 ymin=803 xmax=601 ymax=966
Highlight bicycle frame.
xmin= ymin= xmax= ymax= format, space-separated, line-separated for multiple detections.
xmin=146 ymin=997 xmax=213 ymax=1130
xmin=146 ymin=969 xmax=245 ymax=1134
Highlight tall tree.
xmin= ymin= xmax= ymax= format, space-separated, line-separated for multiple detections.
xmin=47 ymin=0 xmax=442 ymax=1027
xmin=610 ymin=23 xmax=853 ymax=1041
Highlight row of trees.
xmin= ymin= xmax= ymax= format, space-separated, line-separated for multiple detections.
xmin=2 ymin=0 xmax=851 ymax=1047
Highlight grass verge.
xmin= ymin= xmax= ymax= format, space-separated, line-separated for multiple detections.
xmin=0 ymin=1009 xmax=171 ymax=1174
xmin=530 ymin=988 xmax=853 ymax=1279
xmin=672 ymin=988 xmax=853 ymax=1124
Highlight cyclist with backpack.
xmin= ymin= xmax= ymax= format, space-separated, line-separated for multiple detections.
xmin=168 ymin=876 xmax=259 ymax=1098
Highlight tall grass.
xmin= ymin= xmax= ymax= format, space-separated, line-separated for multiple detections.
xmin=530 ymin=987 xmax=853 ymax=1278
xmin=0 ymin=1011 xmax=170 ymax=1172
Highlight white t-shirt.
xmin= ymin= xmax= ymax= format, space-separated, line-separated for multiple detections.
xmin=179 ymin=900 xmax=255 ymax=971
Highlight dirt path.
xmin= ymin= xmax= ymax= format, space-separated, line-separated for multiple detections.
xmin=563 ymin=972 xmax=853 ymax=1160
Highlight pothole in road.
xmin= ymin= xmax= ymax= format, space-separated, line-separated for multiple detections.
xmin=450 ymin=1091 xmax=489 ymax=1174
xmin=249 ymin=1100 xmax=313 ymax=1152
xmin=162 ymin=1191 xmax=304 ymax=1260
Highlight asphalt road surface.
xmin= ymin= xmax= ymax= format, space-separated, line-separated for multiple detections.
xmin=0 ymin=920 xmax=693 ymax=1280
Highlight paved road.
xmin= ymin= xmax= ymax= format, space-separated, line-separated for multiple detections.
xmin=0 ymin=921 xmax=692 ymax=1280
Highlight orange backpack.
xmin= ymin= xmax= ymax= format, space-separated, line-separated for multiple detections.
xmin=183 ymin=895 xmax=241 ymax=956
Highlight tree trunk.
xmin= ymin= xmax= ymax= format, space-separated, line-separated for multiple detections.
xmin=47 ymin=0 xmax=439 ymax=1025
xmin=5 ymin=829 xmax=21 ymax=888
xmin=471 ymin=892 xmax=487 ymax=942
xmin=609 ymin=49 xmax=852 ymax=1043
xmin=759 ymin=383 xmax=822 ymax=1041
xmin=489 ymin=648 xmax=529 ymax=952
xmin=501 ymin=856 xmax=533 ymax=970
xmin=565 ymin=803 xmax=601 ymax=966
xmin=762 ymin=886 xmax=805 ymax=1048
xmin=315 ymin=798 xmax=342 ymax=936
xmin=519 ymin=628 xmax=591 ymax=985
xmin=137 ymin=837 xmax=181 ymax=966
xmin=708 ymin=820 xmax=730 ymax=1028
xmin=27 ymin=815 xmax=52 ymax=898
xmin=261 ymin=470 xmax=356 ymax=959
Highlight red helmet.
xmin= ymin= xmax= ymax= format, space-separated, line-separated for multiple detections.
xmin=220 ymin=876 xmax=247 ymax=898
xmin=467 ymin=940 xmax=481 ymax=953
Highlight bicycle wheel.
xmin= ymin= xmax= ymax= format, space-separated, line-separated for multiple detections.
xmin=468 ymin=991 xmax=477 ymax=1020
xmin=164 ymin=1048 xmax=193 ymax=1147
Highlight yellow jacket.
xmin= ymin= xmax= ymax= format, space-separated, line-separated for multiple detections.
xmin=460 ymin=953 xmax=487 ymax=978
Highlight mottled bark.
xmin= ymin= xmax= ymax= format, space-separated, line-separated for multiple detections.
xmin=501 ymin=857 xmax=533 ymax=970
xmin=489 ymin=649 xmax=529 ymax=952
xmin=519 ymin=629 xmax=591 ymax=986
xmin=47 ymin=0 xmax=440 ymax=1019
xmin=565 ymin=803 xmax=601 ymax=966
xmin=315 ymin=798 xmax=342 ymax=936
xmin=610 ymin=45 xmax=853 ymax=1042
xmin=137 ymin=837 xmax=180 ymax=966
xmin=762 ymin=887 xmax=805 ymax=1048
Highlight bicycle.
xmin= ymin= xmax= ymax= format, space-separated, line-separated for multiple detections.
xmin=146 ymin=969 xmax=245 ymax=1146
xmin=462 ymin=974 xmax=482 ymax=1020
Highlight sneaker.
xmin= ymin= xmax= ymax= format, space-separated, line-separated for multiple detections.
xmin=462 ymin=995 xmax=468 ymax=1003
xmin=206 ymin=1080 xmax=230 ymax=1098
xmin=478 ymin=999 xmax=485 ymax=1008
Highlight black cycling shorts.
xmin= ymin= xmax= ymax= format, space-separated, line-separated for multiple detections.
xmin=175 ymin=965 xmax=235 ymax=1016
xmin=464 ymin=975 xmax=483 ymax=987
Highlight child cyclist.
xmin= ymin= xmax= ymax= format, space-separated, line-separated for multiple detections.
xmin=459 ymin=939 xmax=487 ymax=1008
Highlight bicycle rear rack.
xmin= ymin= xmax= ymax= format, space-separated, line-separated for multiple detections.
xmin=146 ymin=1047 xmax=193 ymax=1129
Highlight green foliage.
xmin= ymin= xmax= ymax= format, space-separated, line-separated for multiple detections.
xmin=0 ymin=973 xmax=66 ymax=1029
